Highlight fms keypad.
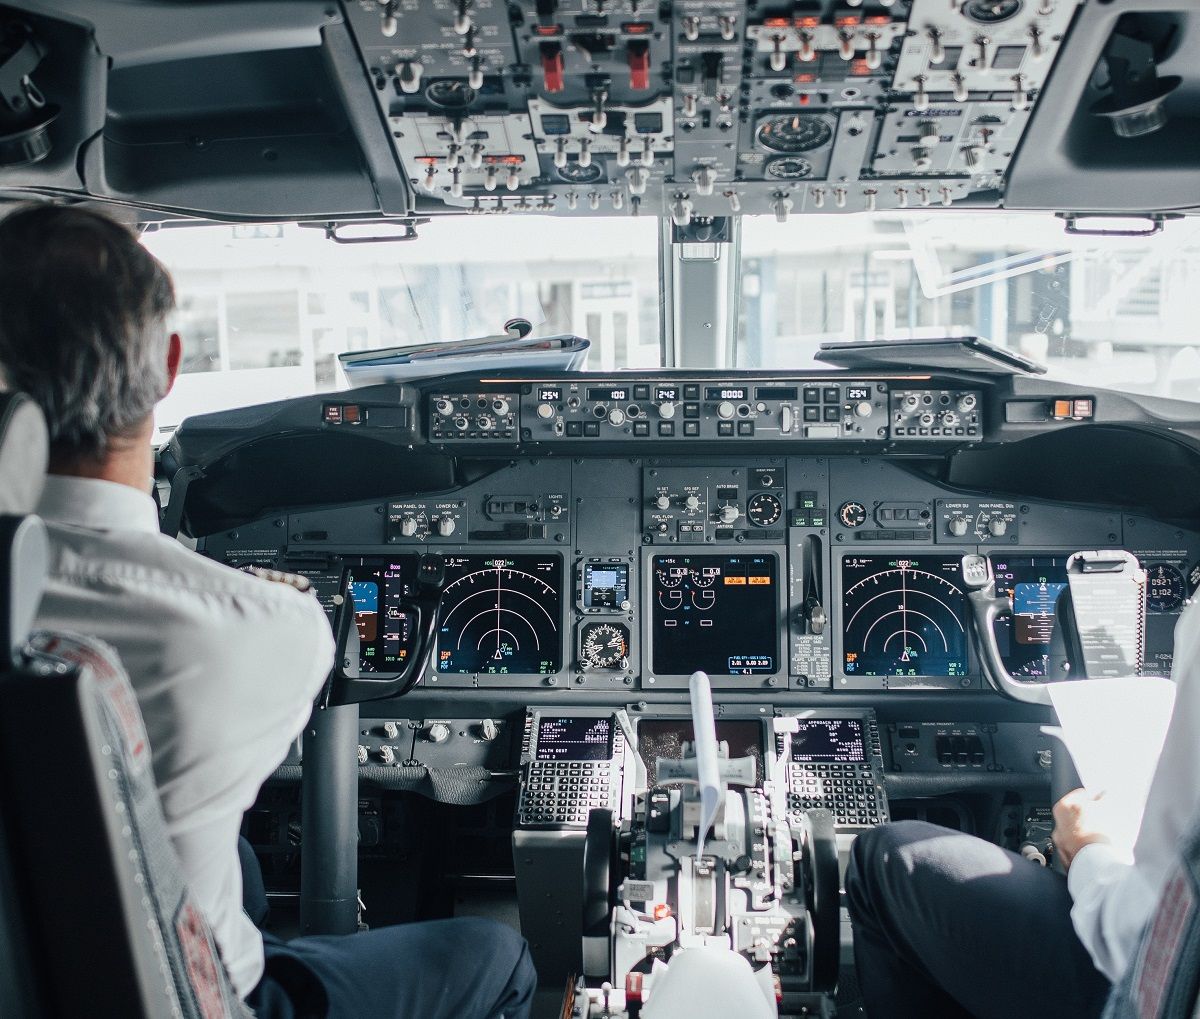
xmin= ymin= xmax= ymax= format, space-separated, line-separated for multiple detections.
xmin=518 ymin=714 xmax=624 ymax=828
xmin=781 ymin=712 xmax=889 ymax=831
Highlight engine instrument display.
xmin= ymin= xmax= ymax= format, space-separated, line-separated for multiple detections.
xmin=791 ymin=719 xmax=866 ymax=763
xmin=347 ymin=560 xmax=414 ymax=673
xmin=842 ymin=556 xmax=969 ymax=677
xmin=436 ymin=554 xmax=562 ymax=674
xmin=651 ymin=554 xmax=777 ymax=676
xmin=535 ymin=716 xmax=613 ymax=762
xmin=991 ymin=556 xmax=1069 ymax=678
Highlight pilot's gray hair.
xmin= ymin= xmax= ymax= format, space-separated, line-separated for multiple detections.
xmin=0 ymin=203 xmax=175 ymax=459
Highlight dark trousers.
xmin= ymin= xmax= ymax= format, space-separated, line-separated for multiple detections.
xmin=237 ymin=840 xmax=536 ymax=1019
xmin=845 ymin=820 xmax=1112 ymax=1019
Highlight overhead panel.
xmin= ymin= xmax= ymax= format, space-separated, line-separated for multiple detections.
xmin=345 ymin=0 xmax=1082 ymax=222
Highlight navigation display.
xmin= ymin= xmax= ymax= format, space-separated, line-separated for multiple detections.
xmin=991 ymin=555 xmax=1069 ymax=678
xmin=842 ymin=556 xmax=969 ymax=677
xmin=651 ymin=553 xmax=777 ymax=676
xmin=535 ymin=716 xmax=613 ymax=761
xmin=347 ymin=560 xmax=414 ymax=673
xmin=791 ymin=719 xmax=866 ymax=763
xmin=436 ymin=554 xmax=562 ymax=674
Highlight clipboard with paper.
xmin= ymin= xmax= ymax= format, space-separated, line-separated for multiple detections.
xmin=1043 ymin=551 xmax=1175 ymax=857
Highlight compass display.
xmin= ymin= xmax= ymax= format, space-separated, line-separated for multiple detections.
xmin=436 ymin=554 xmax=562 ymax=675
xmin=842 ymin=556 xmax=969 ymax=677
xmin=651 ymin=554 xmax=777 ymax=676
xmin=991 ymin=556 xmax=1069 ymax=678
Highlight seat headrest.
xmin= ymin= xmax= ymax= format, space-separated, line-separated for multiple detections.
xmin=0 ymin=393 xmax=48 ymax=515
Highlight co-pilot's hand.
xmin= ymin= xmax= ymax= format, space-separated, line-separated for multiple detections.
xmin=1052 ymin=788 xmax=1113 ymax=871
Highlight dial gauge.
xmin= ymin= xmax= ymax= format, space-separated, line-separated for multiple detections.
xmin=580 ymin=622 xmax=630 ymax=670
xmin=424 ymin=80 xmax=478 ymax=110
xmin=1146 ymin=563 xmax=1184 ymax=613
xmin=655 ymin=566 xmax=685 ymax=588
xmin=962 ymin=0 xmax=1022 ymax=23
xmin=756 ymin=113 xmax=834 ymax=154
xmin=556 ymin=161 xmax=604 ymax=183
xmin=765 ymin=156 xmax=813 ymax=180
xmin=747 ymin=492 xmax=783 ymax=527
xmin=839 ymin=501 xmax=867 ymax=528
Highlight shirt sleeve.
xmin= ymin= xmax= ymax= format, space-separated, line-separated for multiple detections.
xmin=1067 ymin=842 xmax=1157 ymax=981
xmin=1066 ymin=598 xmax=1200 ymax=980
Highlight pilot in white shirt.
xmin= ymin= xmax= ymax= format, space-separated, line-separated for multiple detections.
xmin=0 ymin=203 xmax=534 ymax=1018
xmin=1062 ymin=595 xmax=1200 ymax=980
xmin=845 ymin=598 xmax=1200 ymax=1018
xmin=36 ymin=472 xmax=333 ymax=996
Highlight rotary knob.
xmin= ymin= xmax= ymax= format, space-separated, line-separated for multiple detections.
xmin=492 ymin=397 xmax=510 ymax=416
xmin=719 ymin=504 xmax=739 ymax=524
xmin=941 ymin=410 xmax=960 ymax=428
xmin=685 ymin=494 xmax=700 ymax=511
xmin=901 ymin=394 xmax=921 ymax=413
xmin=854 ymin=401 xmax=873 ymax=419
xmin=357 ymin=744 xmax=369 ymax=764
xmin=477 ymin=414 xmax=494 ymax=430
xmin=436 ymin=516 xmax=456 ymax=537
xmin=479 ymin=718 xmax=499 ymax=742
xmin=658 ymin=401 xmax=677 ymax=420
xmin=426 ymin=722 xmax=451 ymax=744
xmin=987 ymin=517 xmax=1008 ymax=537
xmin=436 ymin=399 xmax=454 ymax=416
xmin=654 ymin=494 xmax=671 ymax=510
xmin=379 ymin=745 xmax=397 ymax=765
xmin=453 ymin=416 xmax=469 ymax=430
xmin=608 ymin=407 xmax=626 ymax=427
xmin=717 ymin=401 xmax=735 ymax=420
xmin=383 ymin=721 xmax=399 ymax=739
xmin=957 ymin=393 xmax=977 ymax=413
xmin=399 ymin=516 xmax=417 ymax=537
xmin=537 ymin=402 xmax=555 ymax=420
xmin=948 ymin=515 xmax=970 ymax=538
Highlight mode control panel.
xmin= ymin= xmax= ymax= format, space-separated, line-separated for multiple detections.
xmin=519 ymin=379 xmax=892 ymax=443
xmin=891 ymin=389 xmax=981 ymax=439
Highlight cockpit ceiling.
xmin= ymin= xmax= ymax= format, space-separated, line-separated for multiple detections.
xmin=0 ymin=0 xmax=1197 ymax=222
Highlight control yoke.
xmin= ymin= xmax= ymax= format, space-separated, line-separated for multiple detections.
xmin=959 ymin=554 xmax=1050 ymax=705
xmin=961 ymin=551 xmax=1147 ymax=706
xmin=326 ymin=553 xmax=446 ymax=706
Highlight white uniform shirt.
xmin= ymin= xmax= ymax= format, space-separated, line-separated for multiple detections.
xmin=1068 ymin=597 xmax=1200 ymax=982
xmin=35 ymin=475 xmax=335 ymax=998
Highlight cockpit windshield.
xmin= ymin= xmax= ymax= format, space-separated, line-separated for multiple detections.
xmin=147 ymin=210 xmax=1200 ymax=436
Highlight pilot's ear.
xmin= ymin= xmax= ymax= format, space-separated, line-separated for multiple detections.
xmin=165 ymin=332 xmax=183 ymax=396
